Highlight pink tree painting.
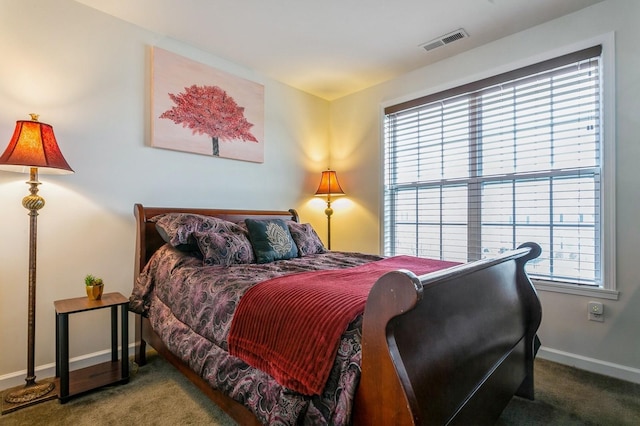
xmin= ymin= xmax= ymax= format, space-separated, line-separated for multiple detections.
xmin=159 ymin=84 xmax=258 ymax=157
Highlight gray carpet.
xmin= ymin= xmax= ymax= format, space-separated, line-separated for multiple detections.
xmin=1 ymin=354 xmax=235 ymax=426
xmin=498 ymin=358 xmax=640 ymax=425
xmin=2 ymin=354 xmax=639 ymax=425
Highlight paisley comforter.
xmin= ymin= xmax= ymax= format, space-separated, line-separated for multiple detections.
xmin=130 ymin=244 xmax=383 ymax=425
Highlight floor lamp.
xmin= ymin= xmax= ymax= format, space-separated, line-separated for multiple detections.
xmin=0 ymin=114 xmax=74 ymax=414
xmin=314 ymin=169 xmax=344 ymax=250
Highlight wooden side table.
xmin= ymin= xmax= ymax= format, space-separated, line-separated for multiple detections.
xmin=54 ymin=292 xmax=129 ymax=403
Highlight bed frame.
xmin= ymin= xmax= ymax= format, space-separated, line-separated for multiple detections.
xmin=132 ymin=203 xmax=542 ymax=425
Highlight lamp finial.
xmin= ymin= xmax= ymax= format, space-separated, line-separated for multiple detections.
xmin=29 ymin=113 xmax=39 ymax=121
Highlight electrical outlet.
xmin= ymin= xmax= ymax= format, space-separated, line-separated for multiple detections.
xmin=588 ymin=301 xmax=604 ymax=322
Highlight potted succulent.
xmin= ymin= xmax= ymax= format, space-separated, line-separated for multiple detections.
xmin=85 ymin=274 xmax=104 ymax=300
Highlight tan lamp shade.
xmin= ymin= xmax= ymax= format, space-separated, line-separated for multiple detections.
xmin=314 ymin=169 xmax=345 ymax=197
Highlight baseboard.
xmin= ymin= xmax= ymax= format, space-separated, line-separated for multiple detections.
xmin=538 ymin=346 xmax=640 ymax=384
xmin=0 ymin=344 xmax=136 ymax=391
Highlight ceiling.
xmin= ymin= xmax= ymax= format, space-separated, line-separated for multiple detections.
xmin=74 ymin=0 xmax=604 ymax=100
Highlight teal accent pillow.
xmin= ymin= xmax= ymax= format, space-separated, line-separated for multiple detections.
xmin=245 ymin=218 xmax=299 ymax=263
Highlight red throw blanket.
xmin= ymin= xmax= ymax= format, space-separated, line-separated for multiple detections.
xmin=228 ymin=255 xmax=459 ymax=395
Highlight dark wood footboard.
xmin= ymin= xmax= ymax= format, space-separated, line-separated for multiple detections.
xmin=131 ymin=204 xmax=541 ymax=426
xmin=354 ymin=242 xmax=542 ymax=425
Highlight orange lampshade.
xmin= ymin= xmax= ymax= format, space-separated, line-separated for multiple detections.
xmin=0 ymin=116 xmax=73 ymax=175
xmin=315 ymin=170 xmax=345 ymax=197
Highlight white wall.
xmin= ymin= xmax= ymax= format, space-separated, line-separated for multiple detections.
xmin=330 ymin=0 xmax=640 ymax=382
xmin=0 ymin=0 xmax=330 ymax=385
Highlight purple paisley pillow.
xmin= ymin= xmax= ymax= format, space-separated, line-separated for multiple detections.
xmin=152 ymin=213 xmax=252 ymax=260
xmin=287 ymin=221 xmax=327 ymax=256
xmin=193 ymin=229 xmax=255 ymax=266
xmin=151 ymin=213 xmax=217 ymax=248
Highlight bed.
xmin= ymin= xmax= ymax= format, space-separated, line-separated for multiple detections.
xmin=130 ymin=203 xmax=542 ymax=425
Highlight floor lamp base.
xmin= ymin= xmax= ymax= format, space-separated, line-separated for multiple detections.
xmin=1 ymin=378 xmax=57 ymax=415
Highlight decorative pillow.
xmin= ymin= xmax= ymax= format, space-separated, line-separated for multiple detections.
xmin=152 ymin=213 xmax=247 ymax=255
xmin=287 ymin=221 xmax=327 ymax=256
xmin=245 ymin=218 xmax=299 ymax=263
xmin=235 ymin=220 xmax=249 ymax=234
xmin=193 ymin=229 xmax=255 ymax=266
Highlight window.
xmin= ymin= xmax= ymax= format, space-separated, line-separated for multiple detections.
xmin=384 ymin=45 xmax=614 ymax=293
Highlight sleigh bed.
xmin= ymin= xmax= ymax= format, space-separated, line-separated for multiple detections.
xmin=130 ymin=203 xmax=542 ymax=425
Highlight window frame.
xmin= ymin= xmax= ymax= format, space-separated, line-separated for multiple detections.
xmin=381 ymin=33 xmax=617 ymax=299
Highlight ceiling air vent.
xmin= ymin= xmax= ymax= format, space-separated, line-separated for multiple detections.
xmin=420 ymin=28 xmax=469 ymax=52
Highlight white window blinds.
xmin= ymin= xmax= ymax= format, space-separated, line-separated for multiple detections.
xmin=384 ymin=45 xmax=602 ymax=286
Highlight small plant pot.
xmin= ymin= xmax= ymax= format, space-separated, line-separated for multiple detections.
xmin=86 ymin=284 xmax=104 ymax=300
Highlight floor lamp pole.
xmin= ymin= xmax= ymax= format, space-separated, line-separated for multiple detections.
xmin=25 ymin=168 xmax=44 ymax=386
xmin=325 ymin=197 xmax=333 ymax=250
xmin=2 ymin=168 xmax=56 ymax=413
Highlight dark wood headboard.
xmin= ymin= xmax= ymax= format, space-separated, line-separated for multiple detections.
xmin=133 ymin=203 xmax=299 ymax=278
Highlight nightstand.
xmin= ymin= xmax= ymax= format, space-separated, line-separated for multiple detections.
xmin=54 ymin=292 xmax=129 ymax=403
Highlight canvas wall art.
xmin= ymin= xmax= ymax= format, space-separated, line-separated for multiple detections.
xmin=151 ymin=47 xmax=264 ymax=163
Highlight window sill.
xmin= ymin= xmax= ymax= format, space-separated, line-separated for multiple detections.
xmin=533 ymin=279 xmax=619 ymax=300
